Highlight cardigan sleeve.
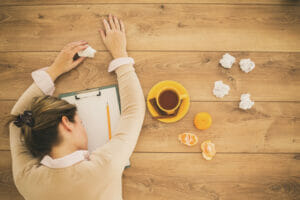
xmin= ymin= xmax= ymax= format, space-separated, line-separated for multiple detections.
xmin=9 ymin=68 xmax=55 ymax=181
xmin=31 ymin=66 xmax=55 ymax=96
xmin=89 ymin=63 xmax=146 ymax=170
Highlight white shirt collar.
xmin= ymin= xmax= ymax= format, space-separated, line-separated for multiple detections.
xmin=40 ymin=150 xmax=90 ymax=168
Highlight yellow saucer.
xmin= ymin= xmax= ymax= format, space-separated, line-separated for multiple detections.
xmin=147 ymin=80 xmax=190 ymax=123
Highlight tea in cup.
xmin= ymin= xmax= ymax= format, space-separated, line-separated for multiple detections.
xmin=155 ymin=86 xmax=187 ymax=115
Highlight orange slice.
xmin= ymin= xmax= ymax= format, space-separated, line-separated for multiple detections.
xmin=201 ymin=140 xmax=216 ymax=160
xmin=194 ymin=112 xmax=212 ymax=130
xmin=178 ymin=132 xmax=198 ymax=146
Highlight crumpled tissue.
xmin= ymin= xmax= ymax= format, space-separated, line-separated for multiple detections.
xmin=239 ymin=93 xmax=254 ymax=110
xmin=239 ymin=58 xmax=255 ymax=73
xmin=213 ymin=80 xmax=230 ymax=98
xmin=78 ymin=45 xmax=96 ymax=58
xmin=219 ymin=53 xmax=236 ymax=69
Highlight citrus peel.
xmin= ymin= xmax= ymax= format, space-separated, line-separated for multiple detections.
xmin=201 ymin=140 xmax=216 ymax=160
xmin=178 ymin=132 xmax=198 ymax=146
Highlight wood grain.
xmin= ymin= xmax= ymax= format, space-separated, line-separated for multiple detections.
xmin=123 ymin=153 xmax=300 ymax=200
xmin=0 ymin=1 xmax=299 ymax=200
xmin=2 ymin=0 xmax=300 ymax=6
xmin=0 ymin=4 xmax=299 ymax=52
xmin=0 ymin=151 xmax=23 ymax=200
xmin=0 ymin=52 xmax=299 ymax=101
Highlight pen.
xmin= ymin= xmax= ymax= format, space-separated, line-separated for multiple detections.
xmin=106 ymin=101 xmax=112 ymax=140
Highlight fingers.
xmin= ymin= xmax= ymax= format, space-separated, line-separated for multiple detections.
xmin=102 ymin=14 xmax=124 ymax=33
xmin=103 ymin=18 xmax=111 ymax=33
xmin=71 ymin=45 xmax=88 ymax=55
xmin=120 ymin=19 xmax=125 ymax=33
xmin=71 ymin=56 xmax=86 ymax=68
xmin=113 ymin=15 xmax=120 ymax=31
xmin=71 ymin=41 xmax=88 ymax=49
xmin=65 ymin=40 xmax=87 ymax=50
xmin=99 ymin=14 xmax=125 ymax=43
xmin=108 ymin=13 xmax=116 ymax=30
xmin=99 ymin=28 xmax=106 ymax=41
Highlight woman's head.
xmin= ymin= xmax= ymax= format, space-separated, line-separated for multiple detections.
xmin=6 ymin=95 xmax=88 ymax=159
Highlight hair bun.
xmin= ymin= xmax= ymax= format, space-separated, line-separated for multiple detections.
xmin=14 ymin=110 xmax=34 ymax=128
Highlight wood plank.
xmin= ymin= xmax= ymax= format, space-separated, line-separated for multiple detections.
xmin=1 ymin=0 xmax=299 ymax=6
xmin=123 ymin=153 xmax=300 ymax=200
xmin=0 ymin=151 xmax=299 ymax=200
xmin=1 ymin=100 xmax=299 ymax=153
xmin=0 ymin=52 xmax=299 ymax=101
xmin=0 ymin=151 xmax=23 ymax=200
xmin=0 ymin=5 xmax=299 ymax=52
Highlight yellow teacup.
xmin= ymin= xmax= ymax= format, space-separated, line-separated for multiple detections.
xmin=155 ymin=86 xmax=188 ymax=115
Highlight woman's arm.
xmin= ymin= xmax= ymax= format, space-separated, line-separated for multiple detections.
xmin=90 ymin=63 xmax=145 ymax=170
xmin=10 ymin=82 xmax=51 ymax=179
xmin=9 ymin=41 xmax=88 ymax=180
xmin=89 ymin=14 xmax=146 ymax=170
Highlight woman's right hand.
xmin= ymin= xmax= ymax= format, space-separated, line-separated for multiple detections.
xmin=99 ymin=14 xmax=128 ymax=59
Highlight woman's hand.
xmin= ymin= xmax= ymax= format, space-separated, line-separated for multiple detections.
xmin=99 ymin=14 xmax=128 ymax=59
xmin=46 ymin=40 xmax=88 ymax=82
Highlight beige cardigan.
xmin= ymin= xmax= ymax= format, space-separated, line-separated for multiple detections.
xmin=9 ymin=64 xmax=146 ymax=200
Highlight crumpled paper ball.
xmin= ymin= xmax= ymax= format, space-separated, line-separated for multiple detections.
xmin=213 ymin=80 xmax=230 ymax=98
xmin=78 ymin=45 xmax=96 ymax=58
xmin=219 ymin=53 xmax=236 ymax=69
xmin=239 ymin=58 xmax=255 ymax=73
xmin=239 ymin=93 xmax=254 ymax=110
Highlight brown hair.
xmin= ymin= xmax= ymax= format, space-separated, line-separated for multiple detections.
xmin=5 ymin=95 xmax=77 ymax=159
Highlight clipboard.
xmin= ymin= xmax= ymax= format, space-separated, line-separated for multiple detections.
xmin=58 ymin=84 xmax=130 ymax=168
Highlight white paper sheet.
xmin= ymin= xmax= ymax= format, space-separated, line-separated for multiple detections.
xmin=59 ymin=86 xmax=130 ymax=167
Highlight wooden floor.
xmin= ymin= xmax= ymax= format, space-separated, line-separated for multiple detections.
xmin=0 ymin=0 xmax=299 ymax=199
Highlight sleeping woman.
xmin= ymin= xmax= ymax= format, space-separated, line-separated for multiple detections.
xmin=5 ymin=14 xmax=145 ymax=200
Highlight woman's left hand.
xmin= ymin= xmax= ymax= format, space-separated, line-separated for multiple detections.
xmin=46 ymin=40 xmax=88 ymax=81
